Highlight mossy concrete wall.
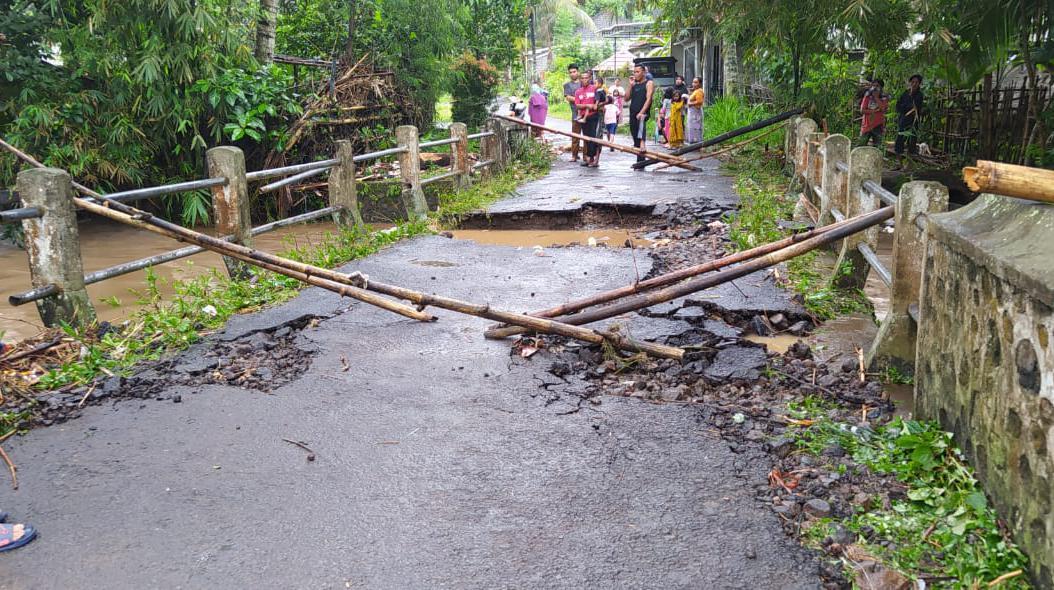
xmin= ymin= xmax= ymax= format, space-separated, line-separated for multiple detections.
xmin=916 ymin=195 xmax=1054 ymax=588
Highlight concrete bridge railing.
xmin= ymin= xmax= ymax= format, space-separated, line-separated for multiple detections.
xmin=786 ymin=116 xmax=1054 ymax=588
xmin=3 ymin=118 xmax=517 ymax=329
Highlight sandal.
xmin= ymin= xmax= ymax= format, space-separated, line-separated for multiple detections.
xmin=0 ymin=522 xmax=37 ymax=552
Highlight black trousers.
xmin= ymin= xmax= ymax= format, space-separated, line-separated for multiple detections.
xmin=629 ymin=114 xmax=648 ymax=161
xmin=584 ymin=116 xmax=602 ymax=159
xmin=894 ymin=118 xmax=919 ymax=155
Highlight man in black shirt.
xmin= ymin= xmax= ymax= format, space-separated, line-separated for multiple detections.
xmin=628 ymin=64 xmax=656 ymax=165
xmin=894 ymin=74 xmax=924 ymax=169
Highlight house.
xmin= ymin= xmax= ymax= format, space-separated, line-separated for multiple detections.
xmin=670 ymin=30 xmax=726 ymax=103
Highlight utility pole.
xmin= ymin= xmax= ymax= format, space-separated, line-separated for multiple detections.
xmin=529 ymin=11 xmax=537 ymax=84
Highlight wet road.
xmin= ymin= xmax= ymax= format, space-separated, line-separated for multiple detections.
xmin=1 ymin=132 xmax=822 ymax=589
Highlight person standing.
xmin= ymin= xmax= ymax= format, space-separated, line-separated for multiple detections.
xmin=859 ymin=79 xmax=889 ymax=147
xmin=686 ymin=77 xmax=705 ymax=144
xmin=563 ymin=64 xmax=582 ymax=161
xmin=574 ymin=70 xmax=603 ymax=167
xmin=893 ymin=74 xmax=924 ymax=169
xmin=603 ymin=95 xmax=619 ymax=150
xmin=657 ymin=87 xmax=672 ymax=145
xmin=610 ymin=78 xmax=625 ymax=122
xmin=528 ymin=81 xmax=549 ymax=138
xmin=627 ymin=64 xmax=655 ymax=165
xmin=668 ymin=92 xmax=685 ymax=148
xmin=673 ymin=75 xmax=688 ymax=99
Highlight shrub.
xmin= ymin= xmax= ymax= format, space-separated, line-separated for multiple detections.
xmin=450 ymin=53 xmax=500 ymax=130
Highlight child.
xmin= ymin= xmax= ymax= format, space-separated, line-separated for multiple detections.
xmin=657 ymin=87 xmax=673 ymax=145
xmin=603 ymin=95 xmax=619 ymax=151
xmin=668 ymin=92 xmax=685 ymax=148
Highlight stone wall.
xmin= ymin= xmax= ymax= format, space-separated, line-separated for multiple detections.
xmin=916 ymin=195 xmax=1054 ymax=587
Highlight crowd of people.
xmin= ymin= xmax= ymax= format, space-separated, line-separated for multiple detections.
xmin=524 ymin=62 xmax=928 ymax=171
xmin=541 ymin=63 xmax=709 ymax=169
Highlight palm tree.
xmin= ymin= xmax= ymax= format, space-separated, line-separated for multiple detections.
xmin=526 ymin=0 xmax=596 ymax=76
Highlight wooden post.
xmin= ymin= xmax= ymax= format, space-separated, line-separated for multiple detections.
xmin=866 ymin=181 xmax=948 ymax=375
xmin=17 ymin=168 xmax=96 ymax=328
xmin=449 ymin=122 xmax=471 ymax=190
xmin=831 ymin=146 xmax=882 ymax=290
xmin=794 ymin=118 xmax=817 ymax=178
xmin=396 ymin=125 xmax=428 ymax=221
xmin=329 ymin=140 xmax=364 ymax=229
xmin=206 ymin=146 xmax=253 ymax=279
xmin=819 ymin=134 xmax=850 ymax=226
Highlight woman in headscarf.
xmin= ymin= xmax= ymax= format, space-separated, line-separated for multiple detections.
xmin=528 ymin=81 xmax=549 ymax=137
xmin=686 ymin=77 xmax=705 ymax=144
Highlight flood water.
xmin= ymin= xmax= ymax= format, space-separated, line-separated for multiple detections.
xmin=0 ymin=218 xmax=346 ymax=343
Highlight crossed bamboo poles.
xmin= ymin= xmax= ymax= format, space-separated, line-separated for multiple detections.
xmin=4 ymin=138 xmax=890 ymax=361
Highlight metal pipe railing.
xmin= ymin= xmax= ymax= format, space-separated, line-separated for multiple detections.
xmin=260 ymin=166 xmax=330 ymax=193
xmin=352 ymin=145 xmax=408 ymax=163
xmin=103 ymin=178 xmax=228 ymax=203
xmin=419 ymin=137 xmax=459 ymax=149
xmin=420 ymin=170 xmax=461 ymax=187
xmin=9 ymin=206 xmax=342 ymax=306
xmin=831 ymin=207 xmax=846 ymax=222
xmin=862 ymin=179 xmax=897 ymax=206
xmin=1 ymin=206 xmax=42 ymax=223
xmin=835 ymin=161 xmax=849 ymax=174
xmin=467 ymin=132 xmax=493 ymax=140
xmin=246 ymin=159 xmax=340 ymax=182
xmin=472 ymin=159 xmax=496 ymax=170
xmin=857 ymin=242 xmax=892 ymax=287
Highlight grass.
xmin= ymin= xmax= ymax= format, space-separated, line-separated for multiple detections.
xmin=435 ymin=93 xmax=452 ymax=124
xmin=17 ymin=144 xmax=552 ymax=409
xmin=721 ymin=145 xmax=870 ymax=320
xmin=784 ymin=402 xmax=1031 ymax=588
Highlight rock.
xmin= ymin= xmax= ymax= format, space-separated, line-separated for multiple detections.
xmin=818 ymin=374 xmax=840 ymax=388
xmin=822 ymin=445 xmax=846 ymax=458
xmin=829 ymin=525 xmax=854 ymax=546
xmin=177 ymin=355 xmax=219 ymax=375
xmin=273 ymin=327 xmax=292 ymax=339
xmin=659 ymin=385 xmax=686 ymax=402
xmin=787 ymin=341 xmax=812 ymax=359
xmin=768 ymin=313 xmax=787 ymax=328
xmin=255 ymin=367 xmax=275 ymax=381
xmin=701 ymin=320 xmax=741 ymax=339
xmin=771 ymin=504 xmax=796 ymax=516
xmin=246 ymin=333 xmax=275 ymax=352
xmin=102 ymin=376 xmax=123 ymax=396
xmin=804 ymin=498 xmax=832 ymax=517
xmin=172 ymin=395 xmax=182 ymax=403
xmin=840 ymin=357 xmax=858 ymax=373
xmin=704 ymin=346 xmax=768 ymax=382
xmin=787 ymin=320 xmax=809 ymax=336
xmin=750 ymin=315 xmax=771 ymax=336
xmin=744 ymin=545 xmax=757 ymax=560
xmin=765 ymin=436 xmax=796 ymax=458
xmin=852 ymin=560 xmax=912 ymax=590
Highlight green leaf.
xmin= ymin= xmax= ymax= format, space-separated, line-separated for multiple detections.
xmin=966 ymin=491 xmax=987 ymax=513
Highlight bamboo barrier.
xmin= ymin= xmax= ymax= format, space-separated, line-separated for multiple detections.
xmin=632 ymin=108 xmax=805 ymax=169
xmin=651 ymin=125 xmax=784 ymax=172
xmin=492 ymin=114 xmax=700 ymax=171
xmin=484 ymin=212 xmax=872 ymax=339
xmin=485 ymin=206 xmax=894 ymax=338
xmin=3 ymin=138 xmax=682 ymax=359
xmin=963 ymin=160 xmax=1054 ymax=204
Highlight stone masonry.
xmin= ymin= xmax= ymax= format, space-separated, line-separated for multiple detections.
xmin=916 ymin=194 xmax=1054 ymax=588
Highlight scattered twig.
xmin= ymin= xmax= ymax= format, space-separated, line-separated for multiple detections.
xmin=774 ymin=368 xmax=838 ymax=398
xmin=987 ymin=570 xmax=1023 ymax=587
xmin=0 ymin=337 xmax=62 ymax=365
xmin=281 ymin=438 xmax=317 ymax=462
xmin=0 ymin=430 xmax=15 ymax=444
xmin=77 ymin=382 xmax=98 ymax=408
xmin=0 ymin=444 xmax=17 ymax=490
xmin=856 ymin=346 xmax=866 ymax=383
xmin=921 ymin=519 xmax=939 ymax=541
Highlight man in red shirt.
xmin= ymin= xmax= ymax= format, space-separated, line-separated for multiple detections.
xmin=859 ymin=79 xmax=889 ymax=148
xmin=574 ymin=70 xmax=604 ymax=166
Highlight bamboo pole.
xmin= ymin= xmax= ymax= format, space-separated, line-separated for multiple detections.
xmin=651 ymin=124 xmax=783 ymax=172
xmin=632 ymin=108 xmax=805 ymax=169
xmin=484 ymin=212 xmax=870 ymax=339
xmin=486 ymin=206 xmax=894 ymax=338
xmin=492 ymin=114 xmax=700 ymax=171
xmin=963 ymin=160 xmax=1054 ymax=204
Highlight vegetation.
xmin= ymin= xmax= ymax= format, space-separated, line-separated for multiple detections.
xmin=785 ymin=398 xmax=1030 ymax=588
xmin=451 ymin=53 xmax=502 ymax=130
xmin=17 ymin=149 xmax=548 ymax=401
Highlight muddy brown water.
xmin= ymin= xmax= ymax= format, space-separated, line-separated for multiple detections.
xmin=0 ymin=219 xmax=351 ymax=343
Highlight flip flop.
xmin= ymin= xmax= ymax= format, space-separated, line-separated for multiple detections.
xmin=0 ymin=523 xmax=37 ymax=552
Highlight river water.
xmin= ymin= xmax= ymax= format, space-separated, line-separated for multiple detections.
xmin=0 ymin=218 xmax=347 ymax=343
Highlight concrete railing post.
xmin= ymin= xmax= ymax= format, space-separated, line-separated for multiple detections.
xmin=793 ymin=118 xmax=817 ymax=178
xmin=831 ymin=146 xmax=882 ymax=290
xmin=866 ymin=181 xmax=949 ymax=374
xmin=449 ymin=122 xmax=471 ymax=190
xmin=17 ymin=168 xmax=96 ymax=329
xmin=807 ymin=132 xmax=824 ymax=198
xmin=329 ymin=140 xmax=364 ymax=229
xmin=206 ymin=146 xmax=253 ymax=279
xmin=481 ymin=118 xmax=509 ymax=175
xmin=783 ymin=116 xmax=800 ymax=174
xmin=819 ymin=134 xmax=850 ymax=226
xmin=396 ymin=125 xmax=428 ymax=221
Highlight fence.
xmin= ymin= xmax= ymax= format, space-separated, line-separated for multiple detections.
xmin=2 ymin=118 xmax=518 ymax=329
xmin=783 ymin=115 xmax=950 ymax=373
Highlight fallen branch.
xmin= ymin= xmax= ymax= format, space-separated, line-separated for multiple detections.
xmin=0 ymin=444 xmax=17 ymax=490
xmin=652 ymin=124 xmax=783 ymax=171
xmin=281 ymin=438 xmax=317 ymax=462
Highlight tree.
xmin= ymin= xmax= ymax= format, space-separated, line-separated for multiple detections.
xmin=255 ymin=0 xmax=279 ymax=65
